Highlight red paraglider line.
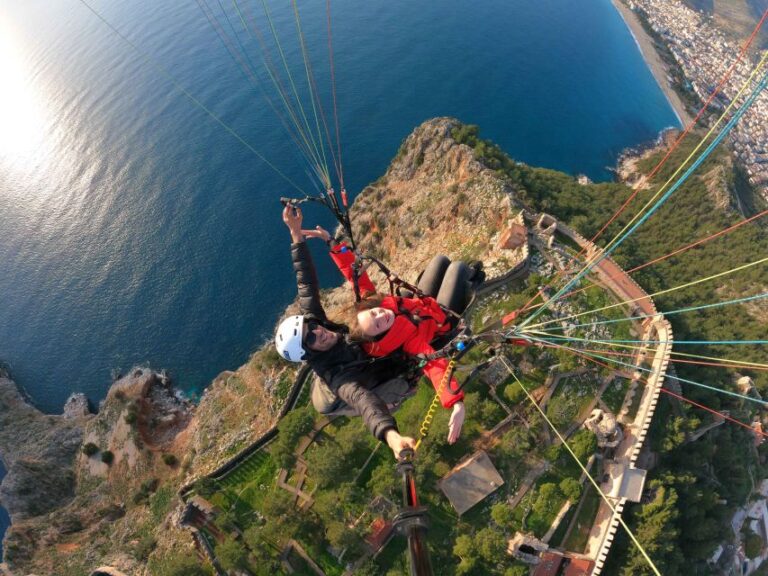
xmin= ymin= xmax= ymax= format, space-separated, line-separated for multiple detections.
xmin=516 ymin=9 xmax=768 ymax=318
xmin=538 ymin=340 xmax=766 ymax=438
xmin=660 ymin=387 xmax=767 ymax=437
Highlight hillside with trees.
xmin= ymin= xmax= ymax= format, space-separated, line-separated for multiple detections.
xmin=455 ymin=123 xmax=768 ymax=574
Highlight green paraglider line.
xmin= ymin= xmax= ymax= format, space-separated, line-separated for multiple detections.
xmin=526 ymin=335 xmax=768 ymax=406
xmin=228 ymin=0 xmax=330 ymax=185
xmin=531 ymin=292 xmax=768 ymax=332
xmin=259 ymin=0 xmax=331 ymax=188
xmin=520 ymin=63 xmax=768 ymax=328
xmin=76 ymin=0 xmax=308 ymax=194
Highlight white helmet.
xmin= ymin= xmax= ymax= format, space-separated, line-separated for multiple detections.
xmin=275 ymin=315 xmax=306 ymax=362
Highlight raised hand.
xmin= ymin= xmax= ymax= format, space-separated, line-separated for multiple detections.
xmin=301 ymin=225 xmax=331 ymax=243
xmin=282 ymin=204 xmax=304 ymax=243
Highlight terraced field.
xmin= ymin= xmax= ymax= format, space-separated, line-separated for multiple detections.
xmin=217 ymin=450 xmax=277 ymax=497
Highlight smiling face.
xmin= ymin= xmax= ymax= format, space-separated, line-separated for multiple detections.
xmin=357 ymin=307 xmax=396 ymax=337
xmin=303 ymin=322 xmax=340 ymax=352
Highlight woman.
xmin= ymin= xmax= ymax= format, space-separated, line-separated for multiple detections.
xmin=302 ymin=225 xmax=483 ymax=444
xmin=276 ymin=206 xmax=416 ymax=459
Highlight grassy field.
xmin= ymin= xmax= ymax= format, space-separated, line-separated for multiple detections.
xmin=546 ymin=373 xmax=598 ymax=430
xmin=562 ymin=484 xmax=602 ymax=553
xmin=601 ymin=377 xmax=631 ymax=414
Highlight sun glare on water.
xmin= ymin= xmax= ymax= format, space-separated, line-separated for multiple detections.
xmin=0 ymin=19 xmax=50 ymax=164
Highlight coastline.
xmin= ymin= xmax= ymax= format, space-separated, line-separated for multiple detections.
xmin=611 ymin=0 xmax=694 ymax=127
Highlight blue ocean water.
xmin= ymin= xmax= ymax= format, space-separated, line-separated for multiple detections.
xmin=0 ymin=0 xmax=678 ymax=551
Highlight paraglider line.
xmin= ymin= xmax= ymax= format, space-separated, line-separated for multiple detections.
xmin=75 ymin=0 xmax=307 ymax=194
xmin=520 ymin=59 xmax=768 ymax=328
xmin=499 ymin=357 xmax=662 ymax=576
xmin=516 ymin=10 xmax=768 ymax=318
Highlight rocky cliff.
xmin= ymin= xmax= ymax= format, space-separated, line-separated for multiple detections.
xmin=0 ymin=367 xmax=85 ymax=520
xmin=0 ymin=117 xmax=539 ymax=575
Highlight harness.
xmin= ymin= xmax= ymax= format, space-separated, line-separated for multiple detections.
xmin=397 ymin=299 xmax=423 ymax=326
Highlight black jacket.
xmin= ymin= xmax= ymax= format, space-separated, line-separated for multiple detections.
xmin=291 ymin=241 xmax=399 ymax=441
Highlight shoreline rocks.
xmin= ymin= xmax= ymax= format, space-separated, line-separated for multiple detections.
xmin=0 ymin=372 xmax=87 ymax=522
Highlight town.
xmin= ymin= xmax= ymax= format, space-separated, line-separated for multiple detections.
xmin=627 ymin=0 xmax=768 ymax=197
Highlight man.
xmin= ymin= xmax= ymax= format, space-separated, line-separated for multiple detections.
xmin=275 ymin=204 xmax=416 ymax=459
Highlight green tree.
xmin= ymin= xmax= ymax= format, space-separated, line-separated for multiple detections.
xmin=367 ymin=463 xmax=397 ymax=500
xmin=491 ymin=502 xmax=516 ymax=531
xmin=243 ymin=524 xmax=268 ymax=556
xmin=559 ymin=477 xmax=583 ymax=502
xmin=335 ymin=423 xmax=370 ymax=457
xmin=313 ymin=482 xmax=361 ymax=522
xmin=81 ymin=442 xmax=98 ymax=457
xmin=533 ymin=483 xmax=562 ymax=517
xmin=385 ymin=556 xmax=409 ymax=576
xmin=355 ymin=560 xmax=381 ymax=576
xmin=242 ymin=525 xmax=282 ymax=574
xmin=475 ymin=526 xmax=506 ymax=564
xmin=454 ymin=527 xmax=506 ymax=574
xmin=305 ymin=442 xmax=346 ymax=488
xmin=478 ymin=398 xmax=503 ymax=426
xmin=500 ymin=426 xmax=532 ymax=460
xmin=259 ymin=490 xmax=321 ymax=546
xmin=622 ymin=485 xmax=684 ymax=576
xmin=569 ymin=429 xmax=597 ymax=464
xmin=271 ymin=406 xmax=314 ymax=469
xmin=216 ymin=536 xmax=249 ymax=573
xmin=504 ymin=565 xmax=529 ymax=576
xmin=216 ymin=506 xmax=239 ymax=532
xmin=162 ymin=453 xmax=178 ymax=467
xmin=326 ymin=520 xmax=363 ymax=556
xmin=661 ymin=417 xmax=688 ymax=452
xmin=503 ymin=382 xmax=526 ymax=405
xmin=453 ymin=534 xmax=478 ymax=575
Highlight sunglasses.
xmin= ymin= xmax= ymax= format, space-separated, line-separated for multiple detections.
xmin=303 ymin=320 xmax=321 ymax=347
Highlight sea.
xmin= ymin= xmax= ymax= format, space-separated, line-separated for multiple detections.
xmin=0 ymin=0 xmax=679 ymax=553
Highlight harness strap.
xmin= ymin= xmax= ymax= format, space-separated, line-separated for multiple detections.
xmin=396 ymin=298 xmax=425 ymax=327
xmin=362 ymin=255 xmax=466 ymax=325
xmin=351 ymin=259 xmax=362 ymax=302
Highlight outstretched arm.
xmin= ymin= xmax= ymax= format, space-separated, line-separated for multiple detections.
xmin=330 ymin=243 xmax=377 ymax=297
xmin=283 ymin=205 xmax=326 ymax=320
xmin=303 ymin=225 xmax=376 ymax=296
xmin=335 ymin=379 xmax=415 ymax=458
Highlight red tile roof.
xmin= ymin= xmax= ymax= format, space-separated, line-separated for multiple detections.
xmin=532 ymin=552 xmax=564 ymax=576
xmin=564 ymin=558 xmax=595 ymax=576
xmin=365 ymin=517 xmax=392 ymax=550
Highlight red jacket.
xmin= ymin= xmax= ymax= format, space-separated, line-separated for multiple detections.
xmin=330 ymin=244 xmax=464 ymax=408
xmin=329 ymin=243 xmax=377 ymax=296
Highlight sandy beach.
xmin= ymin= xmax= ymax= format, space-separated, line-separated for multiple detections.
xmin=611 ymin=0 xmax=694 ymax=126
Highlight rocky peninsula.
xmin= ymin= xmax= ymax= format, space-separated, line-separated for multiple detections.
xmin=0 ymin=117 xmax=518 ymax=576
xmin=0 ymin=116 xmax=760 ymax=575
